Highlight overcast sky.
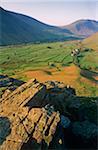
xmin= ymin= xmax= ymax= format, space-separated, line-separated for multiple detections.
xmin=1 ymin=0 xmax=98 ymax=26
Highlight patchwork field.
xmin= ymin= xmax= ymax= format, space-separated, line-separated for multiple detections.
xmin=0 ymin=41 xmax=98 ymax=96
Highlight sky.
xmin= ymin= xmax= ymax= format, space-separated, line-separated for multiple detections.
xmin=1 ymin=0 xmax=98 ymax=26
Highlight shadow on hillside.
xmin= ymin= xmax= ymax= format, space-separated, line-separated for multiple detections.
xmin=80 ymin=69 xmax=98 ymax=83
xmin=0 ymin=74 xmax=25 ymax=97
xmin=0 ymin=74 xmax=25 ymax=88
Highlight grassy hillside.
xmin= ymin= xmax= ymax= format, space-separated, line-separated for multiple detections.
xmin=77 ymin=32 xmax=98 ymax=71
xmin=78 ymin=50 xmax=98 ymax=71
xmin=0 ymin=41 xmax=98 ymax=96
xmin=82 ymin=32 xmax=98 ymax=50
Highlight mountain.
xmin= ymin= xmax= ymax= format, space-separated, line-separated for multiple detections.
xmin=63 ymin=19 xmax=98 ymax=38
xmin=1 ymin=7 xmax=98 ymax=46
xmin=82 ymin=32 xmax=98 ymax=50
xmin=0 ymin=7 xmax=78 ymax=46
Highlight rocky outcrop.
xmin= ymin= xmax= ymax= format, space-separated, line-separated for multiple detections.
xmin=0 ymin=79 xmax=70 ymax=150
xmin=0 ymin=78 xmax=97 ymax=150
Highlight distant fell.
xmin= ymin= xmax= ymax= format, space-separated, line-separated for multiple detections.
xmin=63 ymin=19 xmax=98 ymax=38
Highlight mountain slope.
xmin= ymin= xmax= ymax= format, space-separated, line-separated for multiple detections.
xmin=0 ymin=7 xmax=77 ymax=46
xmin=82 ymin=32 xmax=98 ymax=50
xmin=63 ymin=20 xmax=98 ymax=38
